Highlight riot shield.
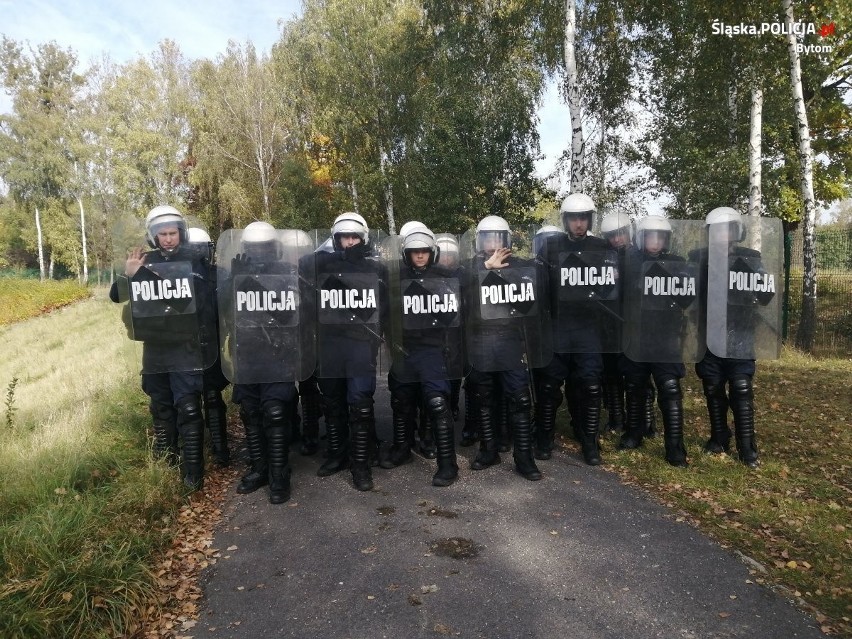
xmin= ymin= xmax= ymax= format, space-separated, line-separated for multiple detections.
xmin=460 ymin=228 xmax=552 ymax=373
xmin=312 ymin=230 xmax=388 ymax=379
xmin=216 ymin=229 xmax=315 ymax=384
xmin=622 ymin=220 xmax=705 ymax=363
xmin=385 ymin=235 xmax=464 ymax=383
xmin=111 ymin=215 xmax=217 ymax=374
xmin=547 ymin=242 xmax=622 ymax=353
xmin=706 ymin=217 xmax=782 ymax=360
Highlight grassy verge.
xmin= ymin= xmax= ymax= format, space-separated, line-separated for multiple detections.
xmin=561 ymin=347 xmax=851 ymax=636
xmin=0 ymin=291 xmax=185 ymax=639
xmin=0 ymin=278 xmax=91 ymax=326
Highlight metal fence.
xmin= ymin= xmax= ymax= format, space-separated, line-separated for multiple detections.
xmin=785 ymin=225 xmax=852 ymax=357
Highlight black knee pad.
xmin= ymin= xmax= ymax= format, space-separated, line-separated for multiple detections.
xmin=321 ymin=394 xmax=347 ymax=421
xmin=701 ymin=379 xmax=727 ymax=400
xmin=150 ymin=401 xmax=176 ymax=421
xmin=656 ymin=377 xmax=682 ymax=402
xmin=581 ymin=383 xmax=602 ymax=402
xmin=350 ymin=398 xmax=374 ymax=422
xmin=728 ymin=375 xmax=753 ymax=401
xmin=425 ymin=392 xmax=450 ymax=418
xmin=264 ymin=400 xmax=288 ymax=423
xmin=508 ymin=389 xmax=532 ymax=413
xmin=537 ymin=376 xmax=563 ymax=405
xmin=203 ymin=388 xmax=224 ymax=407
xmin=176 ymin=396 xmax=202 ymax=422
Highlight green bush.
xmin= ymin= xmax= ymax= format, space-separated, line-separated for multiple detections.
xmin=0 ymin=278 xmax=91 ymax=326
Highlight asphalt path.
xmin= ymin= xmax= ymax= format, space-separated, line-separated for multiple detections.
xmin=192 ymin=378 xmax=824 ymax=639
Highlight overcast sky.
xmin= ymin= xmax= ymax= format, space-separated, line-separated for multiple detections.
xmin=0 ymin=0 xmax=570 ymax=188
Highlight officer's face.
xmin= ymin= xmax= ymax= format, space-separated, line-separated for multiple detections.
xmin=643 ymin=231 xmax=667 ymax=256
xmin=565 ymin=214 xmax=589 ymax=239
xmin=157 ymin=226 xmax=181 ymax=251
xmin=408 ymin=248 xmax=431 ymax=268
xmin=605 ymin=229 xmax=629 ymax=249
xmin=338 ymin=233 xmax=362 ymax=249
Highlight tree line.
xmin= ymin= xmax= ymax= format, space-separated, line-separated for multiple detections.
xmin=1 ymin=0 xmax=849 ymax=352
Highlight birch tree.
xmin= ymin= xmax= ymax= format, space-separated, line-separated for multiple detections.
xmin=564 ymin=0 xmax=584 ymax=193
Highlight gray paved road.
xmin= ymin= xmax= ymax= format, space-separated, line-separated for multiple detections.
xmin=192 ymin=379 xmax=824 ymax=639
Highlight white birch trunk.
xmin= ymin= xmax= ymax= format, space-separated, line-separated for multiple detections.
xmin=564 ymin=0 xmax=584 ymax=193
xmin=783 ymin=0 xmax=818 ymax=352
xmin=379 ymin=144 xmax=396 ymax=236
xmin=350 ymin=180 xmax=360 ymax=216
xmin=35 ymin=206 xmax=45 ymax=282
xmin=77 ymin=195 xmax=89 ymax=284
xmin=748 ymin=85 xmax=763 ymax=217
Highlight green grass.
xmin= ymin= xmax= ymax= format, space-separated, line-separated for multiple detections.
xmin=0 ymin=278 xmax=91 ymax=327
xmin=565 ymin=347 xmax=852 ymax=636
xmin=0 ymin=291 xmax=185 ymax=639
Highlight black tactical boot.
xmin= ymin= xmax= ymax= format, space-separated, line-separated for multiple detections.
xmin=150 ymin=401 xmax=179 ymax=464
xmin=578 ymin=383 xmax=602 ymax=466
xmin=603 ymin=377 xmax=625 ymax=433
xmin=644 ymin=384 xmax=658 ymax=438
xmin=701 ymin=379 xmax=731 ymax=454
xmin=264 ymin=400 xmax=292 ymax=504
xmin=618 ymin=379 xmax=646 ymax=451
xmin=566 ymin=386 xmax=582 ymax=442
xmin=510 ymin=391 xmax=542 ymax=480
xmin=496 ymin=394 xmax=512 ymax=453
xmin=429 ymin=395 xmax=458 ymax=487
xmin=299 ymin=387 xmax=321 ymax=456
xmin=349 ymin=400 xmax=375 ymax=491
xmin=471 ymin=387 xmax=500 ymax=470
xmin=236 ymin=405 xmax=268 ymax=494
xmin=416 ymin=400 xmax=437 ymax=459
xmin=177 ymin=396 xmax=205 ymax=491
xmin=534 ymin=377 xmax=562 ymax=460
xmin=381 ymin=395 xmax=414 ymax=469
xmin=658 ymin=377 xmax=688 ymax=467
xmin=729 ymin=376 xmax=760 ymax=468
xmin=204 ymin=388 xmax=231 ymax=467
xmin=317 ymin=396 xmax=349 ymax=477
xmin=459 ymin=387 xmax=479 ymax=447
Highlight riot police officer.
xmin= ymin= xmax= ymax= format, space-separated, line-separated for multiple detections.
xmin=313 ymin=212 xmax=388 ymax=491
xmin=694 ymin=207 xmax=779 ymax=468
xmin=535 ymin=194 xmax=617 ymax=466
xmin=463 ymin=215 xmax=549 ymax=481
xmin=110 ymin=205 xmax=216 ymax=490
xmin=218 ymin=222 xmax=312 ymax=503
xmin=188 ymin=227 xmax=231 ymax=467
xmin=382 ymin=225 xmax=463 ymax=486
xmin=619 ymin=215 xmax=701 ymax=467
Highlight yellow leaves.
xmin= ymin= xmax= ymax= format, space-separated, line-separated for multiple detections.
xmin=61 ymin=591 xmax=73 ymax=602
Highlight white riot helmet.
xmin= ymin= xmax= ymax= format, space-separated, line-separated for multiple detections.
xmin=475 ymin=215 xmax=512 ymax=252
xmin=706 ymin=206 xmax=746 ymax=242
xmin=533 ymin=224 xmax=562 ymax=255
xmin=145 ymin=205 xmax=187 ymax=252
xmin=331 ymin=211 xmax=369 ymax=250
xmin=242 ymin=221 xmax=282 ymax=262
xmin=600 ymin=211 xmax=634 ymax=245
xmin=559 ymin=193 xmax=596 ymax=236
xmin=402 ymin=226 xmax=438 ymax=267
xmin=281 ymin=229 xmax=315 ymax=251
xmin=187 ymin=227 xmax=213 ymax=262
xmin=435 ymin=233 xmax=460 ymax=267
xmin=399 ymin=220 xmax=428 ymax=240
xmin=636 ymin=215 xmax=672 ymax=255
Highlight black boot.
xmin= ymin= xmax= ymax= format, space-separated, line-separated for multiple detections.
xmin=264 ymin=400 xmax=292 ymax=504
xmin=578 ymin=383 xmax=602 ymax=466
xmin=350 ymin=400 xmax=374 ymax=491
xmin=459 ymin=386 xmax=479 ymax=447
xmin=496 ymin=394 xmax=512 ymax=453
xmin=701 ymin=379 xmax=731 ymax=454
xmin=618 ymin=379 xmax=646 ymax=450
xmin=428 ymin=394 xmax=458 ymax=487
xmin=177 ymin=396 xmax=205 ymax=491
xmin=299 ymin=387 xmax=321 ymax=456
xmin=729 ymin=376 xmax=759 ymax=468
xmin=471 ymin=385 xmax=500 ymax=470
xmin=203 ymin=389 xmax=230 ymax=467
xmin=236 ymin=405 xmax=268 ymax=493
xmin=534 ymin=377 xmax=562 ymax=460
xmin=566 ymin=385 xmax=582 ymax=442
xmin=644 ymin=384 xmax=658 ymax=438
xmin=603 ymin=377 xmax=625 ymax=433
xmin=317 ymin=395 xmax=349 ymax=477
xmin=381 ymin=394 xmax=413 ymax=469
xmin=450 ymin=379 xmax=461 ymax=421
xmin=658 ymin=377 xmax=688 ymax=467
xmin=416 ymin=399 xmax=437 ymax=459
xmin=150 ymin=401 xmax=179 ymax=463
xmin=510 ymin=390 xmax=542 ymax=480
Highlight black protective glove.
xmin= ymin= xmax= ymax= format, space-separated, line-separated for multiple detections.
xmin=343 ymin=242 xmax=369 ymax=262
xmin=232 ymin=253 xmax=252 ymax=273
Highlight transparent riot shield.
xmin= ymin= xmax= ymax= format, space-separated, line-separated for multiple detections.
xmin=622 ymin=219 xmax=705 ymax=363
xmin=111 ymin=214 xmax=217 ymax=374
xmin=384 ymin=235 xmax=464 ymax=383
xmin=460 ymin=228 xmax=552 ymax=373
xmin=706 ymin=217 xmax=782 ymax=360
xmin=312 ymin=230 xmax=388 ymax=379
xmin=547 ymin=242 xmax=622 ymax=353
xmin=216 ymin=229 xmax=315 ymax=384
